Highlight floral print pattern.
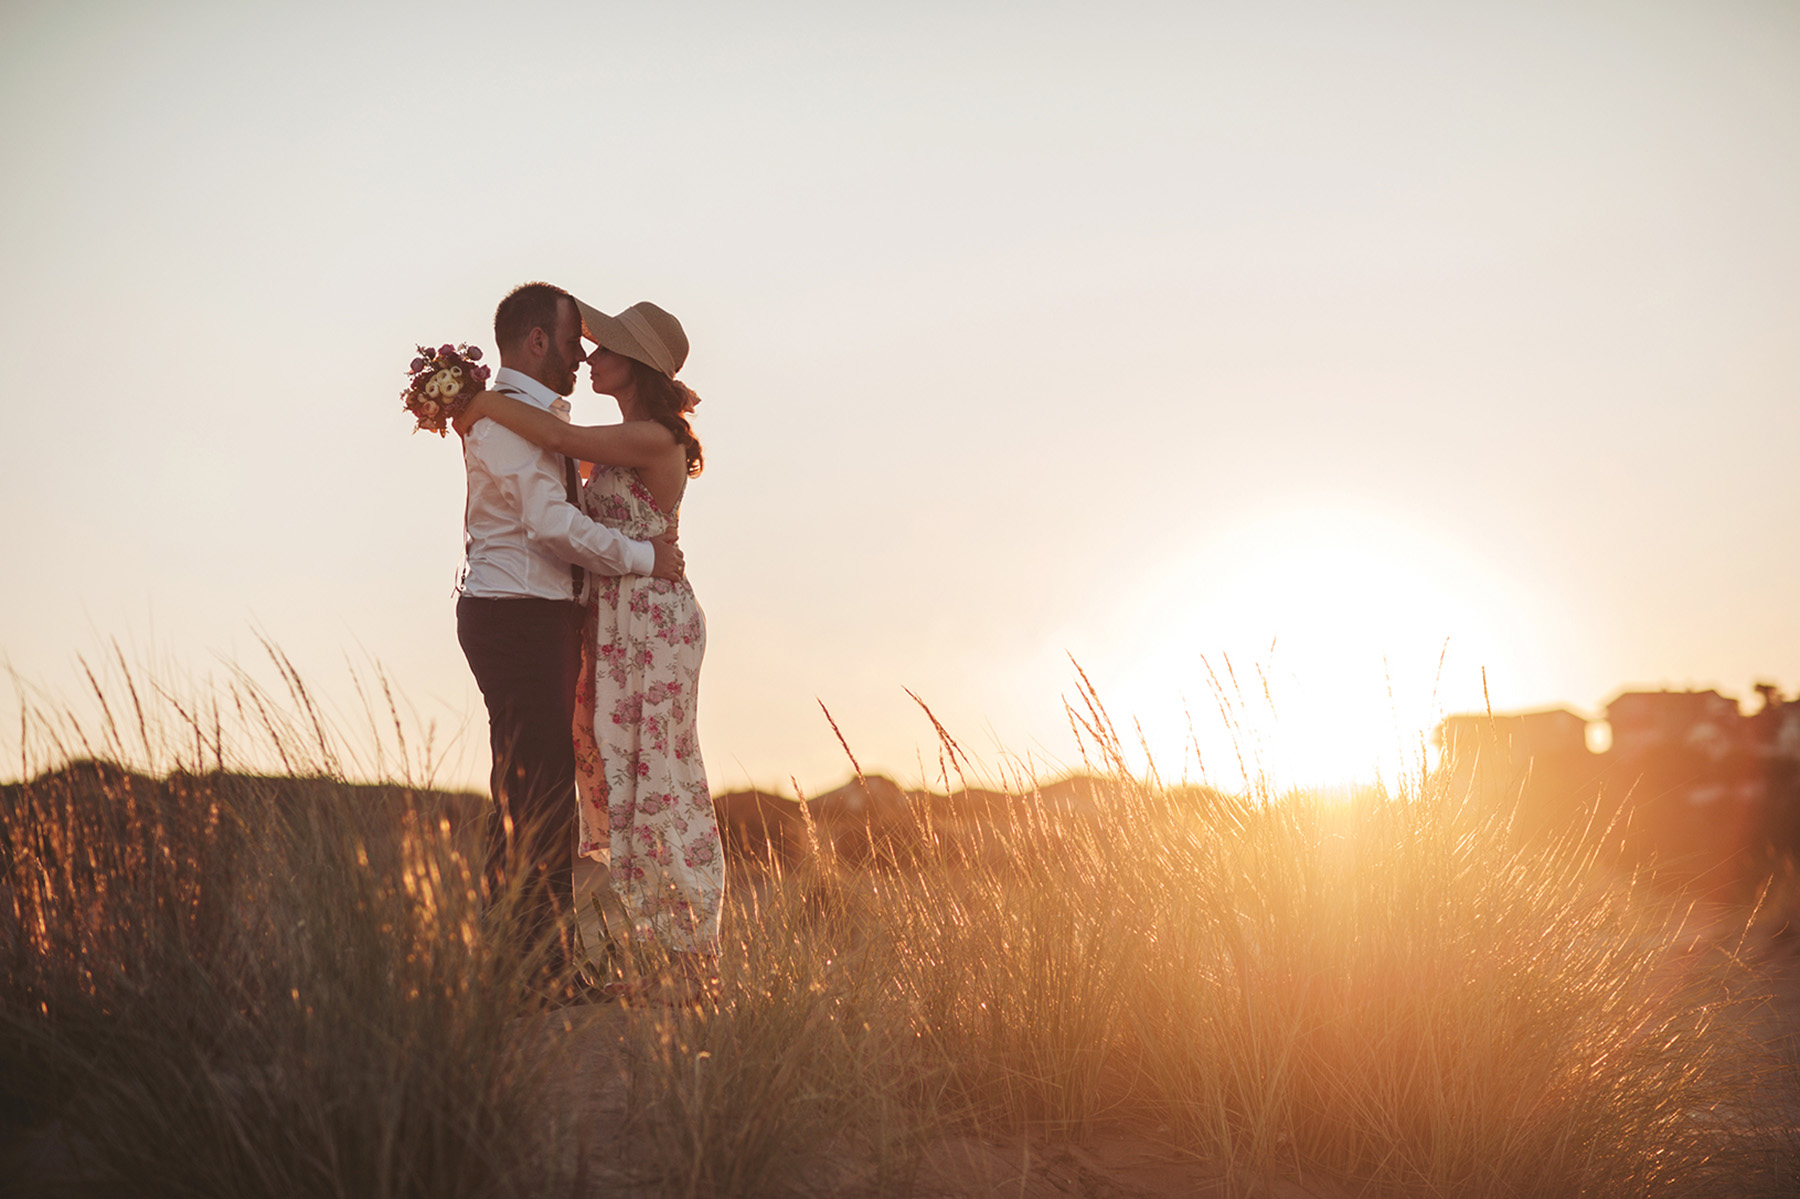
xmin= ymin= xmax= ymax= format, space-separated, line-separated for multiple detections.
xmin=572 ymin=465 xmax=721 ymax=954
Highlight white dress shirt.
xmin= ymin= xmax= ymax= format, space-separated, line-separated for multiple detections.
xmin=457 ymin=367 xmax=654 ymax=599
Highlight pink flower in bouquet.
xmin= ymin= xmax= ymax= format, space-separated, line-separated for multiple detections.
xmin=465 ymin=346 xmax=482 ymax=361
xmin=403 ymin=339 xmax=484 ymax=436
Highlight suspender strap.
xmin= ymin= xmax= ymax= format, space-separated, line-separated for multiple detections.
xmin=562 ymin=455 xmax=585 ymax=601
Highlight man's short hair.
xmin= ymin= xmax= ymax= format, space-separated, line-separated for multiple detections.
xmin=494 ymin=282 xmax=574 ymax=352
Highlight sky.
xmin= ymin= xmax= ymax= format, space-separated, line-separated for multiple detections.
xmin=2 ymin=0 xmax=1797 ymax=795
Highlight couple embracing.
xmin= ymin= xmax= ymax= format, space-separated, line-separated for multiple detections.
xmin=453 ymin=281 xmax=722 ymax=1006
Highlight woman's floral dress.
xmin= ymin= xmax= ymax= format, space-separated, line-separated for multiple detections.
xmin=572 ymin=464 xmax=721 ymax=955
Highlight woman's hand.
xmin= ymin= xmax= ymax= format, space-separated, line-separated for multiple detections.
xmin=649 ymin=532 xmax=685 ymax=581
xmin=450 ymin=386 xmax=491 ymax=439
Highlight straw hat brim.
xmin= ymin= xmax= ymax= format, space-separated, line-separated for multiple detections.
xmin=574 ymin=298 xmax=686 ymax=377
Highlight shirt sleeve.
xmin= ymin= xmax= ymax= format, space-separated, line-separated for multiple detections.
xmin=473 ymin=425 xmax=655 ymax=577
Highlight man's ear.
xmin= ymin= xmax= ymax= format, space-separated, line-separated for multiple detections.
xmin=524 ymin=325 xmax=550 ymax=357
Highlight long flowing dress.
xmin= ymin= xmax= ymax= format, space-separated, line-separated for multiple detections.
xmin=571 ymin=463 xmax=722 ymax=955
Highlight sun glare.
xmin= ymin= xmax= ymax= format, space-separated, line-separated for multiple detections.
xmin=1082 ymin=506 xmax=1550 ymax=793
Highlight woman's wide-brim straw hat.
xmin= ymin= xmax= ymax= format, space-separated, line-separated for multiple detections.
xmin=575 ymin=298 xmax=688 ymax=378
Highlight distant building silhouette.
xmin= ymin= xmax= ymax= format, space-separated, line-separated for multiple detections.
xmin=1608 ymin=688 xmax=1743 ymax=763
xmin=1439 ymin=707 xmax=1590 ymax=767
xmin=1436 ymin=683 xmax=1800 ymax=892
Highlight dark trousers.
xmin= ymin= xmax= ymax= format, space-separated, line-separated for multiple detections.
xmin=456 ymin=596 xmax=583 ymax=975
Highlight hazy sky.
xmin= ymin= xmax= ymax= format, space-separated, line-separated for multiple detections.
xmin=3 ymin=0 xmax=1796 ymax=793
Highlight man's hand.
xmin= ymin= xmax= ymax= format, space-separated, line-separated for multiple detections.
xmin=649 ymin=533 xmax=685 ymax=581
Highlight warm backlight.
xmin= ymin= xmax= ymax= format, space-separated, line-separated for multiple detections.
xmin=1089 ymin=506 xmax=1547 ymax=793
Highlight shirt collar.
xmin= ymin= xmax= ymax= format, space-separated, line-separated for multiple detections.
xmin=493 ymin=366 xmax=570 ymax=417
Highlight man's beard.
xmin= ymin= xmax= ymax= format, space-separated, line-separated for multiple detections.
xmin=542 ymin=345 xmax=577 ymax=396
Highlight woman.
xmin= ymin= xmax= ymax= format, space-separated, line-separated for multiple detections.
xmin=460 ymin=299 xmax=722 ymax=1002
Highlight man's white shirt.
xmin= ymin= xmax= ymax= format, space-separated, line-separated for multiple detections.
xmin=457 ymin=367 xmax=653 ymax=599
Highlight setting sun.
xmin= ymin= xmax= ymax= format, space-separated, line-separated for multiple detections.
xmin=1083 ymin=505 xmax=1554 ymax=791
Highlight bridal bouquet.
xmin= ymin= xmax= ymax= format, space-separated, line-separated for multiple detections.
xmin=402 ymin=342 xmax=491 ymax=435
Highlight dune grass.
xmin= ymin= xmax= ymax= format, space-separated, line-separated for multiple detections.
xmin=2 ymin=651 xmax=574 ymax=1199
xmin=625 ymin=772 xmax=1795 ymax=1197
xmin=1 ymin=760 xmax=582 ymax=1199
xmin=3 ymin=653 xmax=1797 ymax=1196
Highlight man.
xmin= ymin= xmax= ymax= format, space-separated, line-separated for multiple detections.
xmin=455 ymin=281 xmax=681 ymax=989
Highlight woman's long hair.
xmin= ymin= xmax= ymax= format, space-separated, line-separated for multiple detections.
xmin=630 ymin=359 xmax=704 ymax=477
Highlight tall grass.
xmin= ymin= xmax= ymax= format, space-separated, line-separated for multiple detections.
xmin=4 ymin=651 xmax=1796 ymax=1197
xmin=2 ymin=654 xmax=571 ymax=1198
xmin=611 ymin=689 xmax=1798 ymax=1197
